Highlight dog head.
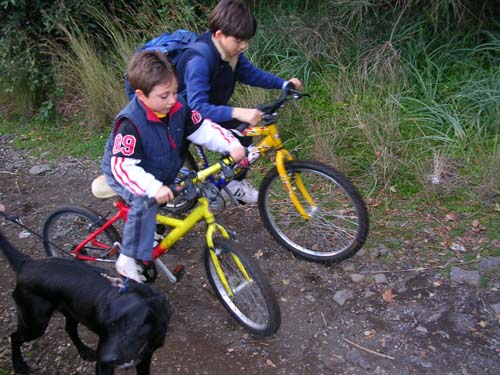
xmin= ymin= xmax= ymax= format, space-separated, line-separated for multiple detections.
xmin=97 ymin=283 xmax=170 ymax=367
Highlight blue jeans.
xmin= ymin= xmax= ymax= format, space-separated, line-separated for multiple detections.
xmin=104 ymin=174 xmax=157 ymax=261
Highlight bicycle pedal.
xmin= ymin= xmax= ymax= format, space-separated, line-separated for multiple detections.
xmin=172 ymin=264 xmax=185 ymax=280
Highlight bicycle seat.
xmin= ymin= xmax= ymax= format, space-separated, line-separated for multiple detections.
xmin=91 ymin=175 xmax=117 ymax=199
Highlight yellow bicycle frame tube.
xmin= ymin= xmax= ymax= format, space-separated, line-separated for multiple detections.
xmin=248 ymin=124 xmax=316 ymax=220
xmin=153 ymin=196 xmax=247 ymax=297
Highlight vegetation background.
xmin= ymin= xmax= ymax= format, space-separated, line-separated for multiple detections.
xmin=1 ymin=0 xmax=500 ymax=208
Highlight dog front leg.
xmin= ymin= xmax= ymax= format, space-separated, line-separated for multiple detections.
xmin=64 ymin=315 xmax=97 ymax=361
xmin=10 ymin=331 xmax=31 ymax=374
xmin=135 ymin=352 xmax=152 ymax=375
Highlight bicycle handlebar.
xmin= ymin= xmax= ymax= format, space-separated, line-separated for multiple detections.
xmin=233 ymin=83 xmax=307 ymax=132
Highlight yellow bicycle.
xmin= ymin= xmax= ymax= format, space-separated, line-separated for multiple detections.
xmin=168 ymin=84 xmax=369 ymax=262
xmin=42 ymin=158 xmax=280 ymax=336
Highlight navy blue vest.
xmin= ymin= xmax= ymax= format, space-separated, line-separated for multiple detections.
xmin=102 ymin=96 xmax=187 ymax=184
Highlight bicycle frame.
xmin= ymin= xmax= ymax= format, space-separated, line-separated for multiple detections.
xmin=67 ymin=159 xmax=249 ymax=296
xmin=71 ymin=200 xmax=129 ymax=262
xmin=193 ymin=122 xmax=317 ymax=220
xmin=153 ymin=197 xmax=245 ymax=296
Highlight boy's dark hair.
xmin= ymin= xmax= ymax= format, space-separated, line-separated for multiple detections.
xmin=127 ymin=50 xmax=178 ymax=97
xmin=209 ymin=0 xmax=257 ymax=40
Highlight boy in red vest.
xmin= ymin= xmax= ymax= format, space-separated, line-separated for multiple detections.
xmin=102 ymin=50 xmax=246 ymax=282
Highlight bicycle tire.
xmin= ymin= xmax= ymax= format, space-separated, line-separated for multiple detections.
xmin=204 ymin=239 xmax=280 ymax=336
xmin=258 ymin=160 xmax=369 ymax=262
xmin=43 ymin=205 xmax=121 ymax=269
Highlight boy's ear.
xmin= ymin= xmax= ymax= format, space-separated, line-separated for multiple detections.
xmin=135 ymin=89 xmax=147 ymax=101
xmin=214 ymin=30 xmax=224 ymax=40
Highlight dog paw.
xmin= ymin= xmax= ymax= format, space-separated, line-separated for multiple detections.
xmin=14 ymin=360 xmax=31 ymax=374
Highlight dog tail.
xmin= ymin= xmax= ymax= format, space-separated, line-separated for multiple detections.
xmin=0 ymin=230 xmax=29 ymax=273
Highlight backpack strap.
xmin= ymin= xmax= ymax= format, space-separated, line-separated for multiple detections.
xmin=176 ymin=40 xmax=217 ymax=97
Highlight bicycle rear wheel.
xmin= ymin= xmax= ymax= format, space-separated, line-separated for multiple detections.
xmin=43 ymin=205 xmax=121 ymax=269
xmin=258 ymin=160 xmax=369 ymax=262
xmin=204 ymin=239 xmax=280 ymax=336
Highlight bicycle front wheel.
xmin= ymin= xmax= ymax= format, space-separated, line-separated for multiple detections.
xmin=204 ymin=239 xmax=280 ymax=336
xmin=43 ymin=205 xmax=121 ymax=268
xmin=258 ymin=160 xmax=369 ymax=262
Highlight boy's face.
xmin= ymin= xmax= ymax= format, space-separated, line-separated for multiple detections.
xmin=215 ymin=31 xmax=248 ymax=58
xmin=136 ymin=78 xmax=178 ymax=115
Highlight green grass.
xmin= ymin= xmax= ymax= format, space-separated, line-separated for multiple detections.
xmin=0 ymin=116 xmax=107 ymax=159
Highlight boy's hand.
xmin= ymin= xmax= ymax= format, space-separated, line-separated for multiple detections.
xmin=232 ymin=107 xmax=263 ymax=126
xmin=155 ymin=185 xmax=174 ymax=204
xmin=287 ymin=78 xmax=303 ymax=91
xmin=229 ymin=143 xmax=246 ymax=163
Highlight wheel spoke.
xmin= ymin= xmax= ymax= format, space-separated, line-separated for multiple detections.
xmin=259 ymin=161 xmax=368 ymax=261
xmin=43 ymin=206 xmax=120 ymax=271
xmin=204 ymin=239 xmax=280 ymax=336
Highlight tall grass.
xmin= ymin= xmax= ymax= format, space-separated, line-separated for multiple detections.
xmin=49 ymin=1 xmax=207 ymax=130
xmin=51 ymin=22 xmax=130 ymax=129
xmin=31 ymin=0 xmax=500 ymax=203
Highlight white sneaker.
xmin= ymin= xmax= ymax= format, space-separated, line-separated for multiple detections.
xmin=224 ymin=179 xmax=258 ymax=203
xmin=115 ymin=253 xmax=143 ymax=283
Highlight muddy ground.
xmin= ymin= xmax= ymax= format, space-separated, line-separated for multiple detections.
xmin=0 ymin=135 xmax=499 ymax=375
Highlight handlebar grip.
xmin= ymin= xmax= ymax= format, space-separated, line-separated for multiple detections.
xmin=144 ymin=183 xmax=183 ymax=209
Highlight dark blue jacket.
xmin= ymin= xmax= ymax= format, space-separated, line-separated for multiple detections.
xmin=176 ymin=32 xmax=285 ymax=123
xmin=102 ymin=96 xmax=188 ymax=184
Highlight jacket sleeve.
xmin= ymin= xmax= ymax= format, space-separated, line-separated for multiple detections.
xmin=186 ymin=119 xmax=240 ymax=154
xmin=237 ymin=54 xmax=285 ymax=89
xmin=110 ymin=157 xmax=163 ymax=198
xmin=183 ymin=55 xmax=234 ymax=123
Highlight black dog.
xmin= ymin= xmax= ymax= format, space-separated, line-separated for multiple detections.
xmin=0 ymin=230 xmax=170 ymax=375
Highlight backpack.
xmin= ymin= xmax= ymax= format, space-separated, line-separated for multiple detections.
xmin=139 ymin=29 xmax=199 ymax=65
xmin=125 ymin=29 xmax=215 ymax=100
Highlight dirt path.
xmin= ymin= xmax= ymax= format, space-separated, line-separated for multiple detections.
xmin=1 ymin=137 xmax=499 ymax=375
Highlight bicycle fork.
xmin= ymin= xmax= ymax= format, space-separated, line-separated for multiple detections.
xmin=275 ymin=150 xmax=317 ymax=220
xmin=206 ymin=223 xmax=252 ymax=298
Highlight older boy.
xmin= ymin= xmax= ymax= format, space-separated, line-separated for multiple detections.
xmin=175 ymin=0 xmax=303 ymax=203
xmin=102 ymin=50 xmax=246 ymax=282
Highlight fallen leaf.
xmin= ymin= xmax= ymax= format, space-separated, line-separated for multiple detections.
xmin=363 ymin=329 xmax=376 ymax=338
xmin=479 ymin=321 xmax=486 ymax=328
xmin=471 ymin=219 xmax=485 ymax=233
xmin=266 ymin=359 xmax=277 ymax=368
xmin=254 ymin=249 xmax=264 ymax=259
xmin=445 ymin=212 xmax=458 ymax=222
xmin=382 ymin=289 xmax=394 ymax=303
xmin=390 ymin=186 xmax=397 ymax=193
xmin=450 ymin=243 xmax=466 ymax=252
